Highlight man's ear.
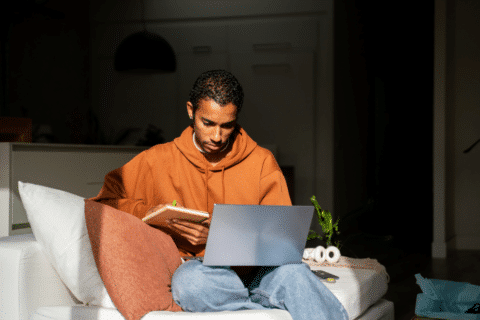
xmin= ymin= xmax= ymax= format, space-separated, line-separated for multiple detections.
xmin=186 ymin=102 xmax=194 ymax=119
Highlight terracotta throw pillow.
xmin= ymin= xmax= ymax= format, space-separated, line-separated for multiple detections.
xmin=84 ymin=199 xmax=183 ymax=320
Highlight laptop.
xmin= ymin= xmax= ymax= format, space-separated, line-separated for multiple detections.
xmin=201 ymin=204 xmax=315 ymax=266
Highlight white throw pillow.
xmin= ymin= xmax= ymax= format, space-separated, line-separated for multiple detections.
xmin=18 ymin=181 xmax=116 ymax=308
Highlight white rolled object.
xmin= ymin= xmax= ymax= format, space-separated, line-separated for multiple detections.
xmin=314 ymin=246 xmax=326 ymax=263
xmin=303 ymin=248 xmax=315 ymax=260
xmin=325 ymin=246 xmax=341 ymax=263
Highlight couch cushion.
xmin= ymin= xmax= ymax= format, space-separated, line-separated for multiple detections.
xmin=0 ymin=234 xmax=78 ymax=320
xmin=17 ymin=182 xmax=115 ymax=308
xmin=309 ymin=265 xmax=389 ymax=320
xmin=29 ymin=299 xmax=394 ymax=320
xmin=84 ymin=200 xmax=183 ymax=320
xmin=30 ymin=306 xmax=295 ymax=320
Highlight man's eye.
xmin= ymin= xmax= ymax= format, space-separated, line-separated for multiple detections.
xmin=203 ymin=122 xmax=212 ymax=126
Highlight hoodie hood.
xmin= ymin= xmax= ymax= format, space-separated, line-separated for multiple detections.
xmin=173 ymin=125 xmax=258 ymax=172
xmin=173 ymin=125 xmax=258 ymax=215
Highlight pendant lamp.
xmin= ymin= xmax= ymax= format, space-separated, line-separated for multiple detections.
xmin=113 ymin=0 xmax=176 ymax=73
xmin=114 ymin=31 xmax=176 ymax=73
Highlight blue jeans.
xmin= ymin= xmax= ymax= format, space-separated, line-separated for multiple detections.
xmin=171 ymin=260 xmax=349 ymax=320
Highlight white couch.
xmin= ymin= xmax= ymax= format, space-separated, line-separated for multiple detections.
xmin=0 ymin=144 xmax=394 ymax=319
xmin=1 ymin=232 xmax=394 ymax=320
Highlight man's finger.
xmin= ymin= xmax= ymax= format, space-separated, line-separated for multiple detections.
xmin=172 ymin=229 xmax=207 ymax=246
xmin=201 ymin=219 xmax=211 ymax=227
xmin=169 ymin=222 xmax=207 ymax=238
xmin=183 ymin=235 xmax=206 ymax=246
xmin=171 ymin=219 xmax=209 ymax=232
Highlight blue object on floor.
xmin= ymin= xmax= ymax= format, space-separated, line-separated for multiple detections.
xmin=415 ymin=273 xmax=480 ymax=319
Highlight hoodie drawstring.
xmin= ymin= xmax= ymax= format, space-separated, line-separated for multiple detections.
xmin=221 ymin=166 xmax=225 ymax=204
xmin=204 ymin=167 xmax=209 ymax=212
xmin=204 ymin=165 xmax=226 ymax=213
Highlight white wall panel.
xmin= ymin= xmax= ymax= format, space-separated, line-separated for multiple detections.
xmin=231 ymin=52 xmax=315 ymax=205
xmin=228 ymin=18 xmax=318 ymax=53
xmin=149 ymin=24 xmax=228 ymax=55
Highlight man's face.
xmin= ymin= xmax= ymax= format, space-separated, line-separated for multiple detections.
xmin=187 ymin=99 xmax=237 ymax=154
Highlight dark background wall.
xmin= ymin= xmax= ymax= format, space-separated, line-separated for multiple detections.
xmin=1 ymin=0 xmax=90 ymax=143
xmin=1 ymin=0 xmax=435 ymax=257
xmin=334 ymin=0 xmax=434 ymax=257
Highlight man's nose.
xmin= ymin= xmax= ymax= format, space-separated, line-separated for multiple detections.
xmin=212 ymin=127 xmax=222 ymax=143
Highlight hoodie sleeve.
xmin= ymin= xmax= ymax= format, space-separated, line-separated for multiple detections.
xmin=88 ymin=151 xmax=153 ymax=219
xmin=259 ymin=153 xmax=292 ymax=206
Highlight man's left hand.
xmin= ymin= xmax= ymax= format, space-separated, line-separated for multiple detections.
xmin=167 ymin=219 xmax=210 ymax=246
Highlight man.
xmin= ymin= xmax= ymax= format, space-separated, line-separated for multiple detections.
xmin=92 ymin=70 xmax=348 ymax=319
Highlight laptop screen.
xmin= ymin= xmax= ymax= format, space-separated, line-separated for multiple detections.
xmin=203 ymin=204 xmax=314 ymax=266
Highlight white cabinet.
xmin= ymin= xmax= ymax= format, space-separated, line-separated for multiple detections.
xmin=0 ymin=143 xmax=146 ymax=237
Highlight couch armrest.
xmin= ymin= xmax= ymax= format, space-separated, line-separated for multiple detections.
xmin=0 ymin=234 xmax=79 ymax=320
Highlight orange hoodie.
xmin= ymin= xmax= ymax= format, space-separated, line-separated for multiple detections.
xmin=90 ymin=125 xmax=291 ymax=256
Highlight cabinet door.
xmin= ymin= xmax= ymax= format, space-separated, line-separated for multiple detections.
xmin=150 ymin=24 xmax=228 ymax=55
xmin=228 ymin=17 xmax=318 ymax=53
xmin=9 ymin=147 xmax=144 ymax=236
xmin=230 ymin=52 xmax=315 ymax=205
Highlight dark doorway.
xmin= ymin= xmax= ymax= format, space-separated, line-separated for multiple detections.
xmin=332 ymin=0 xmax=435 ymax=271
xmin=360 ymin=1 xmax=434 ymax=256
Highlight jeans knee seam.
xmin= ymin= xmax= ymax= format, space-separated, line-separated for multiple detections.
xmin=251 ymin=289 xmax=284 ymax=309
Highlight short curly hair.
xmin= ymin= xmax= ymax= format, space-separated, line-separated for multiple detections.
xmin=189 ymin=70 xmax=244 ymax=115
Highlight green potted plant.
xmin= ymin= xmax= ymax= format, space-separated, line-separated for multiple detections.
xmin=307 ymin=195 xmax=341 ymax=249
